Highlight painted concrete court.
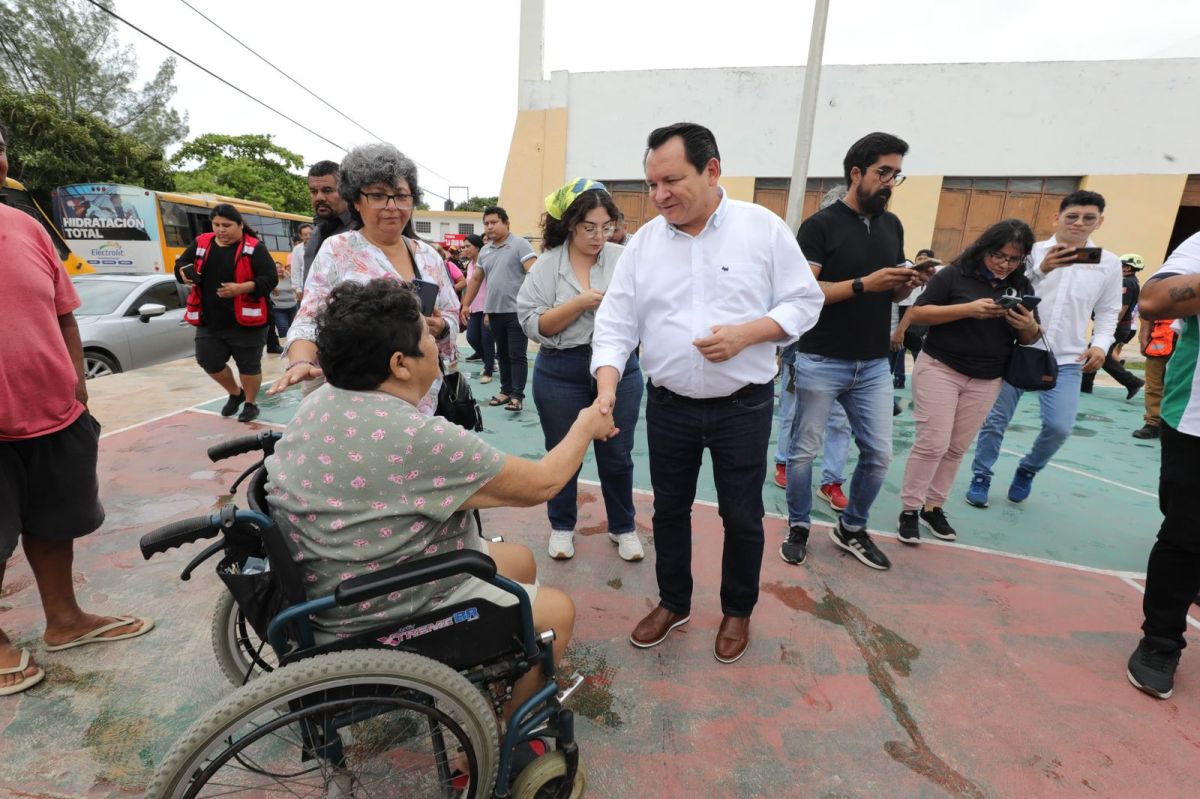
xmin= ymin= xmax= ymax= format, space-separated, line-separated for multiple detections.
xmin=1 ymin=356 xmax=1197 ymax=798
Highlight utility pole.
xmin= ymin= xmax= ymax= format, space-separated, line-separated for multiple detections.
xmin=785 ymin=0 xmax=831 ymax=231
xmin=517 ymin=0 xmax=545 ymax=109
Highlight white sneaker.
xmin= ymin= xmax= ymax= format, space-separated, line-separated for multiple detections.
xmin=609 ymin=531 xmax=644 ymax=561
xmin=548 ymin=530 xmax=575 ymax=559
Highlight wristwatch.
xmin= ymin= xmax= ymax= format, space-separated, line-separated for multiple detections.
xmin=852 ymin=278 xmax=865 ymax=296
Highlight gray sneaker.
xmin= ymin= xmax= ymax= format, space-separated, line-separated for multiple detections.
xmin=1126 ymin=639 xmax=1180 ymax=699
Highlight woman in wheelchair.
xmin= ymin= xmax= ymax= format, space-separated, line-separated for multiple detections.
xmin=266 ymin=277 xmax=618 ymax=721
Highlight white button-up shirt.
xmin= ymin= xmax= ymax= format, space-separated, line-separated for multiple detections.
xmin=1027 ymin=237 xmax=1122 ymax=365
xmin=590 ymin=191 xmax=824 ymax=398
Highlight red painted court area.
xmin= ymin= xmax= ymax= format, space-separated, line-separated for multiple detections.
xmin=0 ymin=409 xmax=1198 ymax=798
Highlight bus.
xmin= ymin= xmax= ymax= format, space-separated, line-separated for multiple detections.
xmin=2 ymin=178 xmax=90 ymax=274
xmin=50 ymin=183 xmax=311 ymax=274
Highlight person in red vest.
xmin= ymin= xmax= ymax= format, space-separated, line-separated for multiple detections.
xmin=175 ymin=204 xmax=278 ymax=423
xmin=1133 ymin=316 xmax=1178 ymax=439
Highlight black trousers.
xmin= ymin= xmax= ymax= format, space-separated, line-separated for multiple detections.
xmin=1081 ymin=330 xmax=1140 ymax=391
xmin=489 ymin=312 xmax=529 ymax=399
xmin=645 ymin=381 xmax=773 ymax=617
xmin=1141 ymin=424 xmax=1200 ymax=653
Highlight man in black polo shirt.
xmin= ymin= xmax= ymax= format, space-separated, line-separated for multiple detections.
xmin=780 ymin=132 xmax=925 ymax=571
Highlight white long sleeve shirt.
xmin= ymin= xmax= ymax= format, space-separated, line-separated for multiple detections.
xmin=590 ymin=191 xmax=825 ymax=398
xmin=1027 ymin=237 xmax=1122 ymax=365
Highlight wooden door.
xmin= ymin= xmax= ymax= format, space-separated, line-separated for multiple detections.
xmin=753 ymin=188 xmax=788 ymax=219
xmin=932 ymin=189 xmax=969 ymax=259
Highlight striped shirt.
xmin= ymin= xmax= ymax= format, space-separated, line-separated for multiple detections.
xmin=1155 ymin=231 xmax=1200 ymax=437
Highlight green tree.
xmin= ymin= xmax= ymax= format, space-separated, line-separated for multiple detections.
xmin=454 ymin=195 xmax=499 ymax=212
xmin=0 ymin=87 xmax=173 ymax=204
xmin=0 ymin=0 xmax=187 ymax=151
xmin=172 ymin=133 xmax=309 ymax=214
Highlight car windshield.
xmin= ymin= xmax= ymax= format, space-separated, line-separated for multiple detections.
xmin=73 ymin=279 xmax=135 ymax=316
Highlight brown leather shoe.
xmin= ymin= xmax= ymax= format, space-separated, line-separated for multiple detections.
xmin=629 ymin=605 xmax=691 ymax=649
xmin=714 ymin=615 xmax=750 ymax=663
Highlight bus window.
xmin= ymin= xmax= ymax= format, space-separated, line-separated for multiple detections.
xmin=161 ymin=200 xmax=192 ymax=247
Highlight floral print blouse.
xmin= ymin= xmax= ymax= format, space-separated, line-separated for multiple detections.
xmin=286 ymin=230 xmax=461 ymax=416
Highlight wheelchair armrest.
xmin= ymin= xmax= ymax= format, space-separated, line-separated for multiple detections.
xmin=333 ymin=550 xmax=498 ymax=607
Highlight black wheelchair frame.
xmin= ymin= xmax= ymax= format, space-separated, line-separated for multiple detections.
xmin=140 ymin=431 xmax=581 ymax=798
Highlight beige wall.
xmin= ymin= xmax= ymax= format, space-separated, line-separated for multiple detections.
xmin=1080 ymin=174 xmax=1187 ymax=279
xmin=888 ymin=176 xmax=943 ymax=257
xmin=720 ymin=176 xmax=755 ymax=203
xmin=498 ymin=108 xmax=568 ymax=240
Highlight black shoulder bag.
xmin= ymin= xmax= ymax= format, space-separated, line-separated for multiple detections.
xmin=1004 ymin=329 xmax=1058 ymax=391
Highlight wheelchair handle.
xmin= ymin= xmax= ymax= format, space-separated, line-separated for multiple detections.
xmin=140 ymin=514 xmax=221 ymax=559
xmin=207 ymin=431 xmax=282 ymax=463
xmin=334 ymin=550 xmax=498 ymax=607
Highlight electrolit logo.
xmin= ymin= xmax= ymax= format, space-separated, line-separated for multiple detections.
xmin=90 ymin=241 xmax=124 ymax=257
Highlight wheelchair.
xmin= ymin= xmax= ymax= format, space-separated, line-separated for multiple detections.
xmin=140 ymin=432 xmax=586 ymax=798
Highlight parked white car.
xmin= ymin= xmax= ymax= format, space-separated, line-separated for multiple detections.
xmin=73 ymin=274 xmax=195 ymax=379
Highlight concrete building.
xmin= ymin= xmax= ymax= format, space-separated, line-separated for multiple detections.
xmin=410 ymin=209 xmax=484 ymax=246
xmin=498 ymin=57 xmax=1200 ymax=274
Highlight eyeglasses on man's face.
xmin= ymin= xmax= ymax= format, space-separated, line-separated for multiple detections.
xmin=987 ymin=251 xmax=1026 ymax=266
xmin=1061 ymin=212 xmax=1100 ymax=225
xmin=359 ymin=191 xmax=414 ymax=210
xmin=577 ymin=222 xmax=616 ymax=239
xmin=871 ymin=166 xmax=906 ymax=186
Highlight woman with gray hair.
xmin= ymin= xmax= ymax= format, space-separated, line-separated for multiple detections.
xmin=270 ymin=143 xmax=461 ymax=414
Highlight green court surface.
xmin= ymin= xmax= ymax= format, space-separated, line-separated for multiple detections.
xmin=201 ymin=368 xmax=1160 ymax=574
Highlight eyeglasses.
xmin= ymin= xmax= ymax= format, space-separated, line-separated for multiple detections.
xmin=871 ymin=166 xmax=906 ymax=186
xmin=987 ymin=251 xmax=1026 ymax=266
xmin=359 ymin=191 xmax=414 ymax=210
xmin=1061 ymin=212 xmax=1101 ymax=225
xmin=577 ymin=222 xmax=616 ymax=239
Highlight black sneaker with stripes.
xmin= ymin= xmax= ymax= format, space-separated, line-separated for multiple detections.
xmin=829 ymin=519 xmax=891 ymax=570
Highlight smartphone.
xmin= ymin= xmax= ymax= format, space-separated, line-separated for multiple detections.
xmin=996 ymin=295 xmax=1022 ymax=310
xmin=1020 ymin=295 xmax=1042 ymax=310
xmin=179 ymin=263 xmax=198 ymax=283
xmin=413 ymin=279 xmax=440 ymax=316
xmin=1072 ymin=247 xmax=1103 ymax=264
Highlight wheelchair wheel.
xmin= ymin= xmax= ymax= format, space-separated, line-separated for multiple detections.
xmin=211 ymin=589 xmax=278 ymax=685
xmin=147 ymin=649 xmax=500 ymax=798
xmin=512 ymin=751 xmax=588 ymax=799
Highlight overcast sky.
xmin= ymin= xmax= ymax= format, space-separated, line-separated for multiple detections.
xmin=112 ymin=0 xmax=1200 ymax=203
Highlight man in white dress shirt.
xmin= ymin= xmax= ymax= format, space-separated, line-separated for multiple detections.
xmin=967 ymin=190 xmax=1121 ymax=506
xmin=590 ymin=123 xmax=824 ymax=664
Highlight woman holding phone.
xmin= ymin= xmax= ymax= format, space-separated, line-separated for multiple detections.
xmin=517 ymin=179 xmax=645 ymax=561
xmin=175 ymin=204 xmax=278 ymax=423
xmin=895 ymin=219 xmax=1041 ymax=544
xmin=269 ymin=143 xmax=460 ymax=416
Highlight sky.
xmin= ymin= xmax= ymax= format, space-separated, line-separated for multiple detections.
xmin=108 ymin=0 xmax=1200 ymax=203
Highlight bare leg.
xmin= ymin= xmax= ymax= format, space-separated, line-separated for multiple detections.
xmin=241 ymin=373 xmax=263 ymax=404
xmin=207 ymin=366 xmax=241 ymax=395
xmin=23 ymin=537 xmax=146 ymax=647
xmin=504 ymin=586 xmax=574 ymax=722
xmin=0 ymin=558 xmax=41 ymax=690
xmin=489 ymin=541 xmax=537 ymax=585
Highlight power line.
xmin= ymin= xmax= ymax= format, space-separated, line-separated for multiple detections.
xmin=81 ymin=0 xmax=345 ymax=151
xmin=175 ymin=0 xmax=459 ymax=190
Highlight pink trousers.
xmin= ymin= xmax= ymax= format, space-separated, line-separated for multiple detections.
xmin=900 ymin=354 xmax=1003 ymax=510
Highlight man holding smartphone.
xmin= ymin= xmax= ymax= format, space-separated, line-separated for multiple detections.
xmin=967 ymin=190 xmax=1122 ymax=507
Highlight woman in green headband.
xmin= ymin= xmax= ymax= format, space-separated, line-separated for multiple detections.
xmin=517 ymin=180 xmax=646 ymax=562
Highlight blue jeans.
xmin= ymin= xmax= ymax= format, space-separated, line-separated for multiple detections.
xmin=272 ymin=305 xmax=297 ymax=338
xmin=774 ymin=351 xmax=851 ymax=485
xmin=489 ymin=312 xmax=528 ymax=399
xmin=970 ymin=363 xmax=1084 ymax=478
xmin=646 ymin=381 xmax=773 ymax=617
xmin=466 ymin=311 xmax=495 ymax=375
xmin=532 ymin=348 xmax=642 ymax=533
xmin=785 ymin=355 xmax=893 ymax=529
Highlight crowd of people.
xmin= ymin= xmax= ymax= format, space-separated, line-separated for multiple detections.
xmin=1 ymin=115 xmax=1197 ymax=716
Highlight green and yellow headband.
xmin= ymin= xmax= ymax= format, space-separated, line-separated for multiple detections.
xmin=544 ymin=178 xmax=609 ymax=220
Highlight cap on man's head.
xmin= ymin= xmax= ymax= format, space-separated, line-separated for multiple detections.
xmin=1120 ymin=253 xmax=1145 ymax=271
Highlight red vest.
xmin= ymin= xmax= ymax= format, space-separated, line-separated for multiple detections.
xmin=1146 ymin=318 xmax=1176 ymax=358
xmin=184 ymin=232 xmax=268 ymax=327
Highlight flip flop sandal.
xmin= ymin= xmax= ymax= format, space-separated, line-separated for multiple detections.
xmin=504 ymin=398 xmax=523 ymax=412
xmin=44 ymin=616 xmax=155 ymax=652
xmin=488 ymin=394 xmax=510 ymax=406
xmin=0 ymin=649 xmax=46 ymax=696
